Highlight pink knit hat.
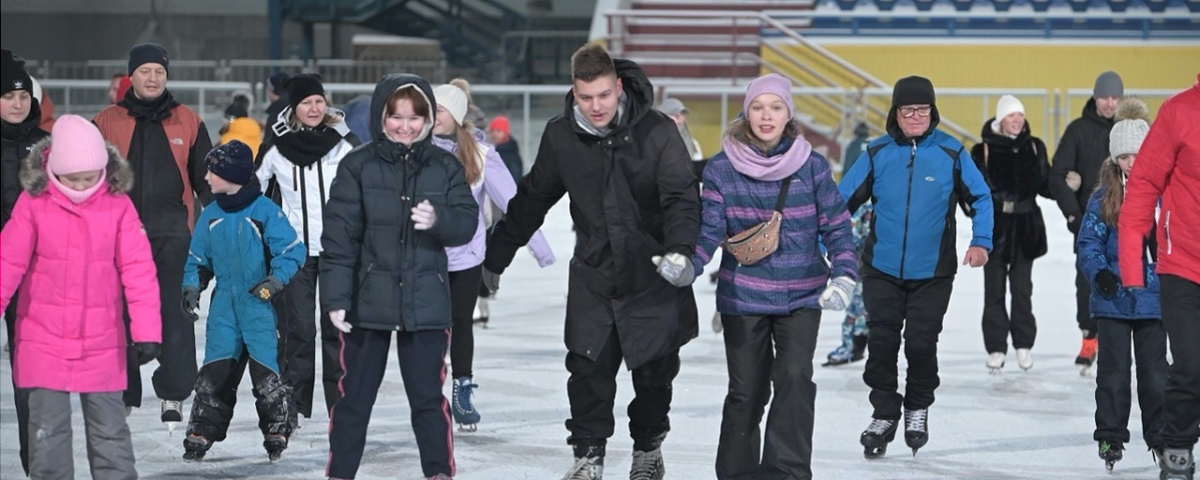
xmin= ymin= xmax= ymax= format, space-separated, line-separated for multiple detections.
xmin=48 ymin=115 xmax=108 ymax=175
xmin=743 ymin=73 xmax=795 ymax=120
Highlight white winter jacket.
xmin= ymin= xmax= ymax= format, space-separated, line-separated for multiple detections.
xmin=257 ymin=118 xmax=355 ymax=256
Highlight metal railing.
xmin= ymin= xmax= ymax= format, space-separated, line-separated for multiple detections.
xmin=25 ymin=58 xmax=449 ymax=85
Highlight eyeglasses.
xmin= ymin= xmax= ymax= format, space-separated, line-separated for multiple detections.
xmin=898 ymin=106 xmax=932 ymax=118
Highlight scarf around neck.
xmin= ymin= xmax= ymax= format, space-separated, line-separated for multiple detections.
xmin=120 ymin=89 xmax=177 ymax=122
xmin=215 ymin=178 xmax=263 ymax=212
xmin=573 ymin=92 xmax=628 ymax=138
xmin=722 ymin=134 xmax=812 ymax=182
xmin=50 ymin=169 xmax=108 ymax=204
xmin=275 ymin=123 xmax=344 ymax=169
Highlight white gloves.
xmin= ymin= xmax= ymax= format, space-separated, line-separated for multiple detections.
xmin=329 ymin=309 xmax=352 ymax=333
xmin=652 ymin=253 xmax=695 ymax=287
xmin=528 ymin=246 xmax=557 ymax=268
xmin=819 ymin=276 xmax=857 ymax=311
xmin=1065 ymin=171 xmax=1082 ymax=192
xmin=411 ymin=200 xmax=437 ymax=230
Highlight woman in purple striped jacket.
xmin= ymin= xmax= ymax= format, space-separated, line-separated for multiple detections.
xmin=694 ymin=73 xmax=859 ymax=480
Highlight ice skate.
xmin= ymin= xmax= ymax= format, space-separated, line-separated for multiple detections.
xmin=711 ymin=311 xmax=723 ymax=334
xmin=264 ymin=433 xmax=288 ymax=463
xmin=560 ymin=453 xmax=603 ymax=480
xmin=1016 ymin=348 xmax=1034 ymax=371
xmin=904 ymin=408 xmax=929 ymax=456
xmin=452 ymin=377 xmax=480 ymax=432
xmin=182 ymin=434 xmax=211 ymax=462
xmin=161 ymin=399 xmax=183 ymax=435
xmin=860 ymin=418 xmax=898 ymax=459
xmin=630 ymin=447 xmax=665 ymax=480
xmin=823 ymin=345 xmax=855 ymax=367
xmin=1098 ymin=439 xmax=1123 ymax=472
xmin=1075 ymin=337 xmax=1097 ymax=376
xmin=473 ymin=297 xmax=489 ymax=328
xmin=986 ymin=352 xmax=1005 ymax=374
xmin=427 ymin=474 xmax=452 ymax=480
xmin=1159 ymin=448 xmax=1194 ymax=480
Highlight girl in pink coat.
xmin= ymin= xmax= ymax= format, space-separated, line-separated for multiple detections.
xmin=0 ymin=114 xmax=161 ymax=479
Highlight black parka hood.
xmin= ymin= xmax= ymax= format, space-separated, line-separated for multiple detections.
xmin=563 ymin=58 xmax=655 ymax=137
xmin=369 ymin=73 xmax=436 ymax=150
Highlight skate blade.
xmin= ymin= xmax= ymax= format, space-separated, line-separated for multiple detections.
xmin=863 ymin=446 xmax=887 ymax=459
xmin=988 ymin=367 xmax=1002 ymax=375
xmin=1104 ymin=460 xmax=1116 ymax=473
xmin=165 ymin=421 xmax=179 ymax=436
xmin=822 ymin=359 xmax=850 ymax=367
xmin=268 ymin=451 xmax=283 ymax=463
xmin=458 ymin=423 xmax=478 ymax=433
xmin=1077 ymin=364 xmax=1092 ymax=376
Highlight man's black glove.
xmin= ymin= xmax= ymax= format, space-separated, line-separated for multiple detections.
xmin=181 ymin=286 xmax=200 ymax=322
xmin=249 ymin=276 xmax=284 ymax=302
xmin=1067 ymin=215 xmax=1083 ymax=235
xmin=481 ymin=267 xmax=501 ymax=295
xmin=1095 ymin=269 xmax=1121 ymax=299
xmin=133 ymin=342 xmax=161 ymax=365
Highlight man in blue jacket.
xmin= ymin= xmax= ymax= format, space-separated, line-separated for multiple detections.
xmin=839 ymin=75 xmax=993 ymax=459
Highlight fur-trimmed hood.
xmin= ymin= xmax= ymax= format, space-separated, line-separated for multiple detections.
xmin=19 ymin=137 xmax=134 ymax=196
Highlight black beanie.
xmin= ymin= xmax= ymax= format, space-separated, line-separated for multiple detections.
xmin=269 ymin=71 xmax=290 ymax=96
xmin=128 ymin=43 xmax=170 ymax=75
xmin=206 ymin=140 xmax=255 ymax=185
xmin=892 ymin=75 xmax=936 ymax=107
xmin=283 ymin=73 xmax=324 ymax=112
xmin=1 ymin=49 xmax=34 ymax=96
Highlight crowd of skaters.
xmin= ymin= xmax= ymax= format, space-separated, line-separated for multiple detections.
xmin=1 ymin=40 xmax=1197 ymax=480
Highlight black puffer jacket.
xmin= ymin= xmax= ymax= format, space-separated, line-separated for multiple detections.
xmin=1049 ymin=97 xmax=1114 ymax=220
xmin=319 ymin=74 xmax=478 ymax=332
xmin=1 ymin=101 xmax=48 ymax=229
xmin=970 ymin=119 xmax=1052 ymax=264
xmin=484 ymin=59 xmax=700 ymax=369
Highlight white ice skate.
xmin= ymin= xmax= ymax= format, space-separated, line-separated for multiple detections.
xmin=986 ymin=352 xmax=1005 ymax=375
xmin=161 ymin=399 xmax=183 ymax=435
xmin=1016 ymin=348 xmax=1033 ymax=371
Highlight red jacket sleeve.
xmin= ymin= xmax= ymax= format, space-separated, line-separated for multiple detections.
xmin=1117 ymin=105 xmax=1177 ymax=287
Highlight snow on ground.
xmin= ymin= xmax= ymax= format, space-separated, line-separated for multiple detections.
xmin=2 ymin=197 xmax=1164 ymax=479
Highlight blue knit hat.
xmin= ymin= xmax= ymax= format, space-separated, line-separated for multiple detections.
xmin=206 ymin=140 xmax=255 ymax=185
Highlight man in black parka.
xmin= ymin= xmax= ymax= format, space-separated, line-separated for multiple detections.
xmin=483 ymin=44 xmax=700 ymax=480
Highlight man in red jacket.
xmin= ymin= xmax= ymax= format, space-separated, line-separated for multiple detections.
xmin=1118 ymin=71 xmax=1200 ymax=480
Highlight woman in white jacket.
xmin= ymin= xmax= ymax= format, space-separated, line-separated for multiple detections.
xmin=255 ymin=73 xmax=358 ymax=425
xmin=432 ymin=79 xmax=556 ymax=432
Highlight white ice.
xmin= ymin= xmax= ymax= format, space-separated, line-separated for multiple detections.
xmin=2 ymin=197 xmax=1164 ymax=479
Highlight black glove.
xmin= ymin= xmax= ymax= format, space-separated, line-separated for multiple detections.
xmin=181 ymin=286 xmax=200 ymax=322
xmin=133 ymin=342 xmax=161 ymax=365
xmin=249 ymin=276 xmax=284 ymax=302
xmin=481 ymin=267 xmax=501 ymax=295
xmin=198 ymin=266 xmax=215 ymax=292
xmin=1095 ymin=269 xmax=1121 ymax=299
xmin=1067 ymin=215 xmax=1083 ymax=235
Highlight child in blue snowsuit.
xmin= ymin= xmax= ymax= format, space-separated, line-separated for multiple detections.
xmin=825 ymin=202 xmax=873 ymax=366
xmin=179 ymin=140 xmax=306 ymax=462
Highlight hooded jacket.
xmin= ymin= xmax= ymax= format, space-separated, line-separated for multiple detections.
xmin=839 ymin=101 xmax=994 ymax=280
xmin=1119 ymin=72 xmax=1200 ymax=287
xmin=970 ymin=118 xmax=1053 ymax=264
xmin=1078 ymin=160 xmax=1160 ymax=320
xmin=1050 ymin=98 xmax=1115 ymax=220
xmin=1 ymin=99 xmax=48 ymax=230
xmin=319 ymin=74 xmax=478 ymax=332
xmin=0 ymin=139 xmax=161 ymax=392
xmin=482 ymin=59 xmax=701 ymax=369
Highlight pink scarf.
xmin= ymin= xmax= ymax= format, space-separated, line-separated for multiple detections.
xmin=722 ymin=134 xmax=812 ymax=181
xmin=49 ymin=169 xmax=107 ymax=204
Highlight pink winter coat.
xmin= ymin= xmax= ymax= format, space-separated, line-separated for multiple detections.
xmin=0 ymin=139 xmax=161 ymax=393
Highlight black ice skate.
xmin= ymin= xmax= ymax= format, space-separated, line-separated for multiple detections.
xmin=1098 ymin=439 xmax=1123 ymax=472
xmin=561 ymin=445 xmax=604 ymax=480
xmin=182 ymin=434 xmax=211 ymax=462
xmin=860 ymin=418 xmax=898 ymax=459
xmin=473 ymin=297 xmax=489 ymax=328
xmin=1159 ymin=448 xmax=1194 ymax=480
xmin=630 ymin=447 xmax=665 ymax=480
xmin=904 ymin=408 xmax=929 ymax=456
xmin=161 ymin=399 xmax=183 ymax=435
xmin=264 ymin=434 xmax=288 ymax=463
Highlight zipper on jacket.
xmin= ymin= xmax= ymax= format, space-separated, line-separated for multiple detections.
xmin=1165 ymin=210 xmax=1172 ymax=255
xmin=899 ymin=140 xmax=917 ymax=278
xmin=298 ymin=164 xmax=310 ymax=247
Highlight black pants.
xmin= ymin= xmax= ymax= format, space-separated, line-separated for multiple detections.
xmin=1160 ymin=274 xmax=1200 ymax=449
xmin=861 ymin=265 xmax=954 ymax=420
xmin=187 ymin=357 xmax=293 ymax=443
xmin=565 ymin=325 xmax=680 ymax=457
xmin=327 ymin=328 xmax=453 ymax=479
xmin=715 ymin=309 xmax=821 ymax=480
xmin=277 ymin=256 xmax=341 ymax=418
xmin=449 ymin=265 xmax=483 ymax=379
xmin=1094 ymin=317 xmax=1167 ymax=447
xmin=982 ymin=251 xmax=1037 ymax=353
xmin=5 ymin=300 xmax=31 ymax=476
xmin=126 ymin=235 xmax=196 ymax=406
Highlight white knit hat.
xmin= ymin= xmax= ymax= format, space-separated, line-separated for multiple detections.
xmin=990 ymin=95 xmax=1026 ymax=134
xmin=1109 ymin=118 xmax=1149 ymax=159
xmin=432 ymin=83 xmax=469 ymax=126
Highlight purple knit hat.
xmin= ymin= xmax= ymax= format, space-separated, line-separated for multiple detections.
xmin=743 ymin=73 xmax=794 ymax=119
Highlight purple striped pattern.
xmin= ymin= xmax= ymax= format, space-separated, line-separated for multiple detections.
xmin=694 ymin=148 xmax=858 ymax=316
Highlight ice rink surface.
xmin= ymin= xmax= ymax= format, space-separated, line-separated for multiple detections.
xmin=2 ymin=197 xmax=1166 ymax=479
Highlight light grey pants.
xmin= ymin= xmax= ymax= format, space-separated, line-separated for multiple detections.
xmin=28 ymin=389 xmax=137 ymax=480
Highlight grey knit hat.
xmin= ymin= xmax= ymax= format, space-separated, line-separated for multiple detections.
xmin=1109 ymin=118 xmax=1149 ymax=159
xmin=1093 ymin=71 xmax=1124 ymax=98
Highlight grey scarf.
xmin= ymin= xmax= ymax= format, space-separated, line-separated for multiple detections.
xmin=573 ymin=92 xmax=628 ymax=138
